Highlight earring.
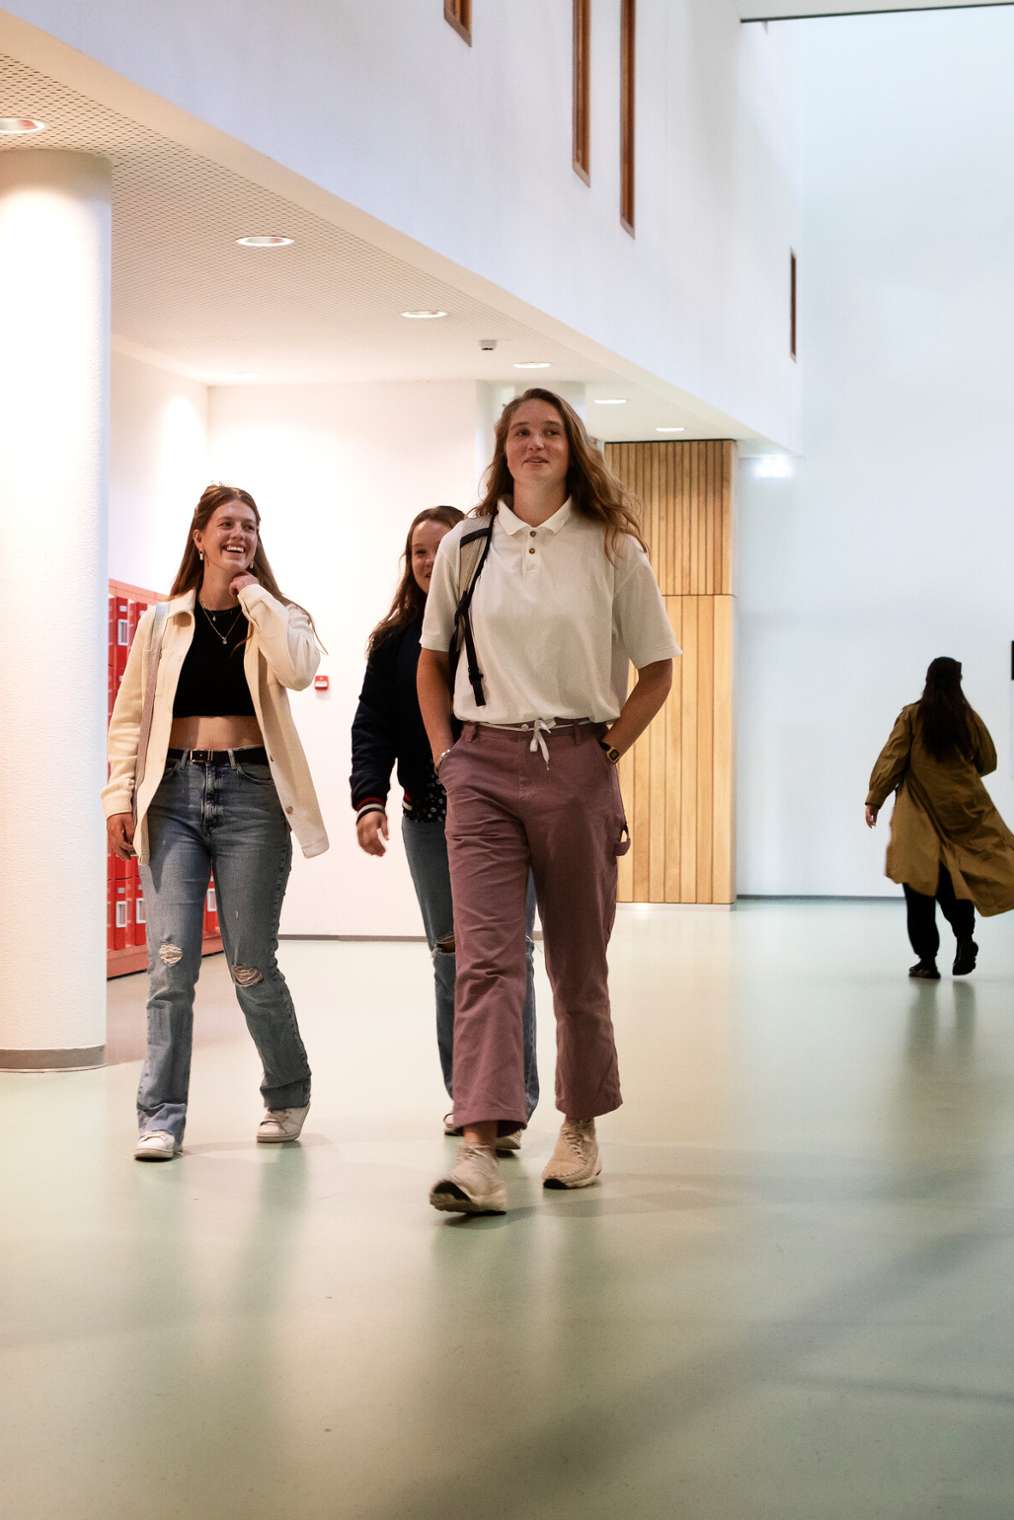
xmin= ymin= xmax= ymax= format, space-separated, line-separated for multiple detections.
xmin=199 ymin=550 xmax=204 ymax=561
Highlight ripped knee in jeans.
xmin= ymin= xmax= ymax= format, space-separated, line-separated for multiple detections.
xmin=232 ymin=964 xmax=265 ymax=987
xmin=435 ymin=934 xmax=455 ymax=955
xmin=158 ymin=942 xmax=184 ymax=967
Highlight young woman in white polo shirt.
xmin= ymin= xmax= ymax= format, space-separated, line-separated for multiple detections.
xmin=104 ymin=483 xmax=328 ymax=1162
xmin=418 ymin=389 xmax=679 ymax=1214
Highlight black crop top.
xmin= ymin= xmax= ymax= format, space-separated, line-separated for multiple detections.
xmin=172 ymin=603 xmax=256 ymax=718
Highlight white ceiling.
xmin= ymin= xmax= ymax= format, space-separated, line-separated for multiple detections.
xmin=0 ymin=50 xmax=746 ymax=447
xmin=738 ymin=1 xmax=1011 ymax=18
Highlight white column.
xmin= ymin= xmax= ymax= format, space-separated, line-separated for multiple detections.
xmin=0 ymin=152 xmax=111 ymax=1068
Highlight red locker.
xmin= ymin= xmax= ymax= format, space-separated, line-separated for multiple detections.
xmin=107 ymin=856 xmax=116 ymax=953
xmin=111 ymin=578 xmax=222 ymax=978
xmin=128 ymin=598 xmax=147 ymax=652
xmin=113 ymin=879 xmax=130 ymax=951
xmin=131 ymin=858 xmax=147 ymax=949
xmin=107 ymin=595 xmax=117 ymax=716
xmin=113 ymin=597 xmax=130 ymax=689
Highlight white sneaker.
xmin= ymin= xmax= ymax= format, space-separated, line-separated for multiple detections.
xmin=429 ymin=1144 xmax=507 ymax=1215
xmin=542 ymin=1119 xmax=601 ymax=1189
xmin=134 ymin=1131 xmax=180 ymax=1162
xmin=256 ymin=1103 xmax=310 ymax=1144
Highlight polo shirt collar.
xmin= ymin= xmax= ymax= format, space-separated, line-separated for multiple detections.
xmin=497 ymin=496 xmax=574 ymax=536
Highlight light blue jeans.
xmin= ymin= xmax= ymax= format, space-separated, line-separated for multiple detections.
xmin=137 ymin=752 xmax=311 ymax=1144
xmin=402 ymin=815 xmax=539 ymax=1118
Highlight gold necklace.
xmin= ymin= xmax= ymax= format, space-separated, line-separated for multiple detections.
xmin=198 ymin=599 xmax=244 ymax=646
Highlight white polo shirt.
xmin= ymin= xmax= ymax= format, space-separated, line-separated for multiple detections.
xmin=420 ymin=498 xmax=681 ymax=726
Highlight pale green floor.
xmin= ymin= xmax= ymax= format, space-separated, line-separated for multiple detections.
xmin=5 ymin=901 xmax=1014 ymax=1520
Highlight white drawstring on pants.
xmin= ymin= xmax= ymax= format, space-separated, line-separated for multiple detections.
xmin=480 ymin=716 xmax=592 ymax=768
xmin=528 ymin=718 xmax=553 ymax=765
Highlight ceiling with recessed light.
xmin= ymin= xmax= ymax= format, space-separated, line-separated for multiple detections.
xmin=0 ymin=49 xmax=752 ymax=444
xmin=737 ymin=1 xmax=1010 ymax=18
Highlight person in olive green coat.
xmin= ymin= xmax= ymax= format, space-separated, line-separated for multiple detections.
xmin=866 ymin=657 xmax=1014 ymax=980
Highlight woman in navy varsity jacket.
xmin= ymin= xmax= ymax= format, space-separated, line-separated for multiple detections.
xmin=349 ymin=507 xmax=539 ymax=1142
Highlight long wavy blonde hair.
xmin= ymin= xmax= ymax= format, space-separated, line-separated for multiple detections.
xmin=474 ymin=388 xmax=647 ymax=557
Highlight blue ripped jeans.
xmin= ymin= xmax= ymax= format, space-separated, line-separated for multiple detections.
xmin=137 ymin=751 xmax=311 ymax=1144
xmin=402 ymin=815 xmax=539 ymax=1119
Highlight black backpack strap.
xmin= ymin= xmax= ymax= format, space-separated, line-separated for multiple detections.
xmin=450 ymin=522 xmax=494 ymax=708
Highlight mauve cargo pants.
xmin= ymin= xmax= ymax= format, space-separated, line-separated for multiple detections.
xmin=443 ymin=722 xmax=629 ymax=1132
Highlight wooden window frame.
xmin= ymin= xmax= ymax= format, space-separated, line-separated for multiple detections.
xmin=790 ymin=249 xmax=798 ymax=361
xmin=620 ymin=0 xmax=635 ymax=236
xmin=573 ymin=0 xmax=591 ymax=184
xmin=444 ymin=0 xmax=472 ymax=46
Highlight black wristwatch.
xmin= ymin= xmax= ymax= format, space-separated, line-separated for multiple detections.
xmin=598 ymin=736 xmax=621 ymax=765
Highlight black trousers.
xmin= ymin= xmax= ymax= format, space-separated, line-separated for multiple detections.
xmin=902 ymin=864 xmax=974 ymax=961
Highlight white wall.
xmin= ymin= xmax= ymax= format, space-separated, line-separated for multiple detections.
xmin=109 ymin=350 xmax=209 ymax=590
xmin=208 ymin=380 xmax=482 ymax=936
xmin=736 ymin=8 xmax=1014 ymax=896
xmin=8 ymin=0 xmax=802 ymax=449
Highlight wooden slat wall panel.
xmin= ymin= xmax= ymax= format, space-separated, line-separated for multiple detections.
xmin=679 ymin=597 xmax=699 ymax=901
xmin=606 ymin=440 xmax=734 ymax=596
xmin=664 ymin=598 xmax=684 ymax=902
xmin=712 ymin=596 xmax=736 ymax=904
xmin=721 ymin=442 xmax=734 ymax=593
xmin=696 ymin=597 xmax=715 ymax=903
xmin=649 ymin=654 xmax=668 ymax=903
xmin=614 ymin=595 xmax=735 ymax=905
xmin=604 ymin=440 xmax=736 ymax=904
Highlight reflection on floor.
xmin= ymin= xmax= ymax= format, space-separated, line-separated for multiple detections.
xmin=5 ymin=900 xmax=1014 ymax=1520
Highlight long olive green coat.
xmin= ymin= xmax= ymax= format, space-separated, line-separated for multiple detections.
xmin=867 ymin=704 xmax=1014 ymax=915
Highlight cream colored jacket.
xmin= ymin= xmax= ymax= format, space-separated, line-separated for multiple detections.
xmin=102 ymin=585 xmax=329 ymax=862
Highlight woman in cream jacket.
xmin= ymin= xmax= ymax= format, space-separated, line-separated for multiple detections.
xmin=104 ymin=483 xmax=328 ymax=1161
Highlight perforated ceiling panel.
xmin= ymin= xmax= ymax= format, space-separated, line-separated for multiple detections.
xmin=0 ymin=52 xmax=741 ymax=440
xmin=0 ymin=54 xmax=600 ymax=385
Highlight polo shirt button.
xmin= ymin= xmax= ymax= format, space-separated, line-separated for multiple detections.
xmin=528 ymin=547 xmax=535 ymax=555
xmin=529 ymin=530 xmax=536 ymax=537
xmin=285 ymin=805 xmax=294 ymax=814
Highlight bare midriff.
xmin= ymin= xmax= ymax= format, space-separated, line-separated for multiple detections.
xmin=169 ymin=715 xmax=264 ymax=751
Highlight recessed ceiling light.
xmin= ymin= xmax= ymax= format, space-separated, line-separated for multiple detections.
xmin=236 ymin=235 xmax=294 ymax=248
xmin=514 ymin=361 xmax=551 ymax=370
xmin=0 ymin=117 xmax=46 ymax=135
xmin=656 ymin=426 xmax=686 ymax=433
xmin=400 ymin=309 xmax=448 ymax=320
xmin=594 ymin=398 xmax=628 ymax=406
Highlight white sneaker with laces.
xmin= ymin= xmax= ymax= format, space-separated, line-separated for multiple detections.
xmin=542 ymin=1119 xmax=601 ymax=1189
xmin=134 ymin=1131 xmax=180 ymax=1162
xmin=256 ymin=1103 xmax=310 ymax=1144
xmin=429 ymin=1144 xmax=507 ymax=1215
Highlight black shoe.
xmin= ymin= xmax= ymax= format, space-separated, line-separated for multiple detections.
xmin=909 ymin=960 xmax=941 ymax=980
xmin=953 ymin=939 xmax=978 ymax=976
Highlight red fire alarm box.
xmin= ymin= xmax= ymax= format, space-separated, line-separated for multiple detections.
xmin=313 ymin=674 xmax=329 ymax=692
